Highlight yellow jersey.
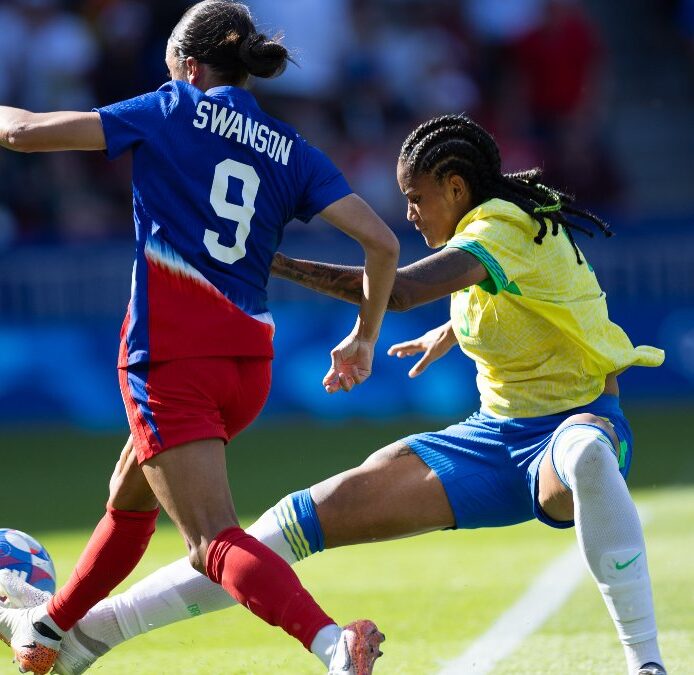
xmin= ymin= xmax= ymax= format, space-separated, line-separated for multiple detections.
xmin=445 ymin=199 xmax=664 ymax=417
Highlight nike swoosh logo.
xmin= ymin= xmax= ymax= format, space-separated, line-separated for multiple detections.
xmin=615 ymin=552 xmax=642 ymax=570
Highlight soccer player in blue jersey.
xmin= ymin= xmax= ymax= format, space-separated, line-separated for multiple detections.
xmin=0 ymin=2 xmax=397 ymax=673
xmin=2 ymin=114 xmax=667 ymax=675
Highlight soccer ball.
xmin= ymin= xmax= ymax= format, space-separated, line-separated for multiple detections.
xmin=0 ymin=528 xmax=57 ymax=594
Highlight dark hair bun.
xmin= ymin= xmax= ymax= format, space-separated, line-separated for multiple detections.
xmin=238 ymin=32 xmax=288 ymax=79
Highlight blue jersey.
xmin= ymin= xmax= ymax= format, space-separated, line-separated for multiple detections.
xmin=97 ymin=80 xmax=351 ymax=366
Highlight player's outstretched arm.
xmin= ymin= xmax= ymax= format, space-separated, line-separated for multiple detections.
xmin=317 ymin=194 xmax=399 ymax=392
xmin=320 ymin=194 xmax=399 ymax=340
xmin=272 ymin=246 xmax=488 ymax=311
xmin=0 ymin=107 xmax=105 ymax=153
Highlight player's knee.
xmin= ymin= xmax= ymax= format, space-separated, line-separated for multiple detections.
xmin=557 ymin=419 xmax=619 ymax=491
xmin=560 ymin=413 xmax=619 ymax=450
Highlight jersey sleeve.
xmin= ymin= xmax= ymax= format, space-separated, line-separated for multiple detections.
xmin=293 ymin=144 xmax=352 ymax=223
xmin=446 ymin=216 xmax=533 ymax=294
xmin=96 ymin=83 xmax=179 ymax=160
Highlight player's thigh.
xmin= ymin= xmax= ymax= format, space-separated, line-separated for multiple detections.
xmin=311 ymin=441 xmax=455 ymax=548
xmin=141 ymin=438 xmax=238 ymax=549
xmin=538 ymin=412 xmax=620 ymax=522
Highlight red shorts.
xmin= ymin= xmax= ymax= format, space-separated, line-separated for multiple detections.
xmin=119 ymin=356 xmax=272 ymax=464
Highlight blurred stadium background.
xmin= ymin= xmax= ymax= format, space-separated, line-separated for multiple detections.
xmin=1 ymin=0 xmax=693 ymax=672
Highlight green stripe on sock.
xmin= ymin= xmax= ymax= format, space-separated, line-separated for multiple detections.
xmin=279 ymin=499 xmax=310 ymax=560
xmin=274 ymin=501 xmax=305 ymax=560
xmin=285 ymin=499 xmax=312 ymax=560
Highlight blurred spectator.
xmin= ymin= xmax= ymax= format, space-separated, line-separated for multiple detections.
xmin=507 ymin=0 xmax=623 ymax=206
xmin=0 ymin=0 xmax=627 ymax=244
xmin=460 ymin=0 xmax=544 ymax=123
xmin=541 ymin=119 xmax=625 ymax=209
xmin=14 ymin=0 xmax=98 ymax=111
xmin=336 ymin=1 xmax=480 ymax=226
xmin=88 ymin=0 xmax=156 ymax=104
xmin=463 ymin=0 xmax=545 ymax=43
xmin=511 ymin=0 xmax=604 ymax=131
xmin=250 ymin=0 xmax=355 ymax=99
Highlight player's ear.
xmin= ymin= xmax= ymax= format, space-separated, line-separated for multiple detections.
xmin=447 ymin=173 xmax=469 ymax=204
xmin=185 ymin=56 xmax=202 ymax=85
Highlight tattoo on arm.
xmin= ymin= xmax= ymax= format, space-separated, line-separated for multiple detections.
xmin=273 ymin=256 xmax=364 ymax=305
xmin=272 ymin=247 xmax=487 ymax=311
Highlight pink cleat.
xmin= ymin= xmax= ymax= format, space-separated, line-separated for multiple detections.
xmin=328 ymin=620 xmax=385 ymax=674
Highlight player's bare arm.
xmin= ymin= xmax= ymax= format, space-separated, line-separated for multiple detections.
xmin=315 ymin=194 xmax=399 ymax=393
xmin=272 ymin=253 xmax=364 ymax=304
xmin=272 ymin=246 xmax=488 ymax=311
xmin=0 ymin=107 xmax=105 ymax=153
xmin=319 ymin=194 xmax=399 ymax=342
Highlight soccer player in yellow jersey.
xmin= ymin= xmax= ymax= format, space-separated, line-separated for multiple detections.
xmin=1 ymin=114 xmax=666 ymax=675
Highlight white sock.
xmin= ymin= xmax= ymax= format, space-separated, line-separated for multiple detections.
xmin=74 ymin=601 xmax=123 ymax=649
xmin=310 ymin=623 xmax=342 ymax=667
xmin=555 ymin=425 xmax=664 ymax=674
xmin=76 ymin=507 xmax=299 ymax=645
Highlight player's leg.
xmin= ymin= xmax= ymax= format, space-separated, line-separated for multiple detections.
xmin=0 ymin=435 xmax=159 ymax=674
xmin=140 ymin=436 xmax=383 ymax=671
xmin=51 ymin=435 xmax=457 ymax=674
xmin=311 ymin=441 xmax=455 ymax=546
xmin=6 ymin=433 xmax=304 ymax=675
xmin=537 ymin=412 xmax=666 ymax=675
xmin=50 ymin=494 xmax=326 ymax=675
xmin=128 ymin=354 xmax=382 ymax=671
xmin=46 ymin=435 xmax=159 ymax=626
xmin=53 ymin=415 xmax=515 ymax=675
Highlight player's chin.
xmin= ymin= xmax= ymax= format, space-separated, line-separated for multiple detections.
xmin=422 ymin=234 xmax=443 ymax=249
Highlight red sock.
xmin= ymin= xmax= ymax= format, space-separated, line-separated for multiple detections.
xmin=206 ymin=526 xmax=334 ymax=649
xmin=47 ymin=506 xmax=158 ymax=631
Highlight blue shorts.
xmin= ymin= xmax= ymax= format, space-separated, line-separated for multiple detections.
xmin=403 ymin=394 xmax=632 ymax=530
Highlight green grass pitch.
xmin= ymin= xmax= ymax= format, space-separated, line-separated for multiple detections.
xmin=0 ymin=402 xmax=692 ymax=673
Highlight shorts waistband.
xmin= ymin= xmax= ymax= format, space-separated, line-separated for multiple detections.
xmin=479 ymin=393 xmax=623 ymax=425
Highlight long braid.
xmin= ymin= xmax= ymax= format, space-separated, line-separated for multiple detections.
xmin=399 ymin=114 xmax=612 ymax=264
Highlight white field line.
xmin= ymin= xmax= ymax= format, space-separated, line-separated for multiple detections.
xmin=438 ymin=506 xmax=653 ymax=674
xmin=437 ymin=545 xmax=585 ymax=675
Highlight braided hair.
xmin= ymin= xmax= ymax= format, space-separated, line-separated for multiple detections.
xmin=398 ymin=114 xmax=612 ymax=263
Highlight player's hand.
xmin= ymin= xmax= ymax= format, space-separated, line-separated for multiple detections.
xmin=323 ymin=334 xmax=375 ymax=393
xmin=387 ymin=321 xmax=457 ymax=378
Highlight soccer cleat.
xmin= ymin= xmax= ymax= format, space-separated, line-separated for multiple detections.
xmin=0 ymin=570 xmax=106 ymax=675
xmin=328 ymin=620 xmax=385 ymax=675
xmin=638 ymin=664 xmax=667 ymax=675
xmin=51 ymin=626 xmax=110 ymax=675
xmin=0 ymin=604 xmax=61 ymax=675
xmin=0 ymin=570 xmax=52 ymax=611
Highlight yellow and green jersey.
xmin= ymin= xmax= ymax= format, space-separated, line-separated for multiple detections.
xmin=446 ymin=198 xmax=664 ymax=418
